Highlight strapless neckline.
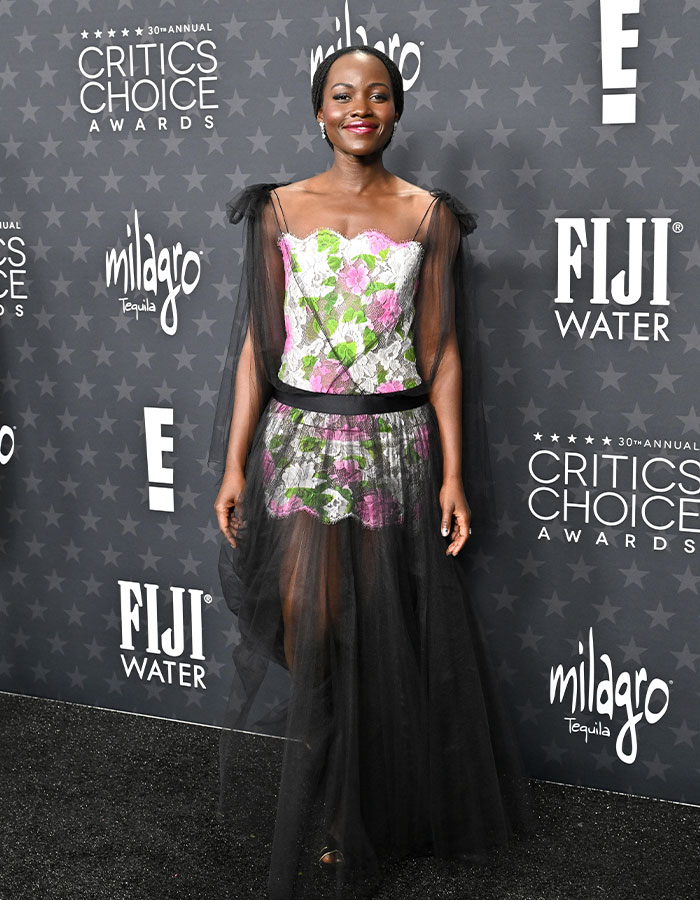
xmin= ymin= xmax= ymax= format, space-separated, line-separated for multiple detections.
xmin=278 ymin=227 xmax=423 ymax=250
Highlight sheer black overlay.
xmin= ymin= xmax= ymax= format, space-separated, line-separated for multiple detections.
xmin=209 ymin=182 xmax=537 ymax=899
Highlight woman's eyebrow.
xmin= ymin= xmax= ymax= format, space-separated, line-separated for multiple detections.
xmin=329 ymin=82 xmax=390 ymax=89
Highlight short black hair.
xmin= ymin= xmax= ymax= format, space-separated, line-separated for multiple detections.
xmin=311 ymin=45 xmax=404 ymax=151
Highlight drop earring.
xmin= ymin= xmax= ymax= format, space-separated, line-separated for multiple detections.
xmin=319 ymin=121 xmax=326 ymax=139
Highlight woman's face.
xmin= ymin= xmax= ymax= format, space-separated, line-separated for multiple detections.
xmin=317 ymin=52 xmax=398 ymax=154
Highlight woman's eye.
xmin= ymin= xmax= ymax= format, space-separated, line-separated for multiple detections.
xmin=331 ymin=93 xmax=389 ymax=101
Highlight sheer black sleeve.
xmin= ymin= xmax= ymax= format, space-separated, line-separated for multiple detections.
xmin=416 ymin=189 xmax=495 ymax=532
xmin=208 ymin=182 xmax=288 ymax=475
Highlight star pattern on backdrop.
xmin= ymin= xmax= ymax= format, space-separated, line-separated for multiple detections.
xmin=0 ymin=0 xmax=699 ymax=806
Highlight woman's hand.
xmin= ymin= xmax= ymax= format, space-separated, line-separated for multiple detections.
xmin=439 ymin=475 xmax=471 ymax=556
xmin=215 ymin=469 xmax=246 ymax=548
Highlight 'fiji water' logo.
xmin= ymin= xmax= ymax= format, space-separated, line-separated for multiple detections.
xmin=549 ymin=627 xmax=670 ymax=764
xmin=118 ymin=580 xmax=210 ymax=688
xmin=554 ymin=215 xmax=680 ymax=343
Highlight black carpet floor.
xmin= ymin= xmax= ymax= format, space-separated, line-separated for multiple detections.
xmin=1 ymin=691 xmax=699 ymax=900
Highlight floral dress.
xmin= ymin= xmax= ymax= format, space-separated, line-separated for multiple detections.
xmin=262 ymin=227 xmax=431 ymax=527
xmin=212 ymin=184 xmax=537 ymax=900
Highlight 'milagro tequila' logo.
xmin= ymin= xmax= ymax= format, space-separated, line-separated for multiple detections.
xmin=550 ymin=627 xmax=670 ymax=764
xmin=105 ymin=210 xmax=202 ymax=334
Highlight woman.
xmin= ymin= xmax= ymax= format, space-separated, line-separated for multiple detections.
xmin=209 ymin=44 xmax=536 ymax=900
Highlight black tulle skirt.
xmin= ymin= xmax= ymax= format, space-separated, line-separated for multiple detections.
xmin=217 ymin=394 xmax=537 ymax=899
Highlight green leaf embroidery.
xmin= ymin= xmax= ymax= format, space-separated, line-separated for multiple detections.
xmin=290 ymin=251 xmax=301 ymax=272
xmin=326 ymin=316 xmax=338 ymax=336
xmin=365 ymin=280 xmax=396 ymax=294
xmin=323 ymin=293 xmax=337 ymax=315
xmin=299 ymin=436 xmax=323 ymax=452
xmin=377 ymin=417 xmax=392 ymax=433
xmin=321 ymin=276 xmax=337 ymax=286
xmin=289 ymin=409 xmax=304 ymax=424
xmin=363 ymin=326 xmax=378 ymax=353
xmin=317 ymin=230 xmax=340 ymax=254
xmin=359 ymin=439 xmax=377 ymax=460
xmin=403 ymin=346 xmax=416 ymax=362
xmin=379 ymin=248 xmax=389 ymax=261
xmin=302 ymin=355 xmax=316 ymax=376
xmin=405 ymin=443 xmax=419 ymax=464
xmin=269 ymin=435 xmax=283 ymax=450
xmin=327 ymin=255 xmax=343 ymax=272
xmin=351 ymin=252 xmax=376 ymax=269
xmin=331 ymin=340 xmax=356 ymax=367
xmin=285 ymin=486 xmax=334 ymax=511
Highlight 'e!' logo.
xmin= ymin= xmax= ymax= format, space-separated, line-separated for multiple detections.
xmin=144 ymin=407 xmax=174 ymax=511
xmin=0 ymin=424 xmax=15 ymax=464
xmin=600 ymin=0 xmax=640 ymax=124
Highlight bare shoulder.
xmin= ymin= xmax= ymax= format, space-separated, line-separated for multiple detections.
xmin=391 ymin=176 xmax=432 ymax=199
xmin=275 ymin=177 xmax=324 ymax=198
xmin=389 ymin=177 xmax=435 ymax=218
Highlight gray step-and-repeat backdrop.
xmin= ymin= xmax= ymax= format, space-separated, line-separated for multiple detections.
xmin=1 ymin=1 xmax=699 ymax=806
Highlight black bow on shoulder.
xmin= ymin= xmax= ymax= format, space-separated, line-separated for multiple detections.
xmin=429 ymin=188 xmax=478 ymax=236
xmin=225 ymin=181 xmax=291 ymax=225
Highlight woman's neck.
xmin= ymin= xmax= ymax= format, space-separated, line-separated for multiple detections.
xmin=320 ymin=149 xmax=395 ymax=196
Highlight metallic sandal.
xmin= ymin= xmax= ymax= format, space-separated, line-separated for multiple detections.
xmin=318 ymin=836 xmax=345 ymax=866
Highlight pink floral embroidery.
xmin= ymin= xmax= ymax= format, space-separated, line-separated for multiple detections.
xmin=332 ymin=459 xmax=363 ymax=484
xmin=377 ymin=380 xmax=405 ymax=393
xmin=339 ymin=259 xmax=370 ymax=294
xmin=366 ymin=231 xmax=391 ymax=254
xmin=279 ymin=237 xmax=292 ymax=282
xmin=309 ymin=359 xmax=352 ymax=394
xmin=269 ymin=496 xmax=306 ymax=515
xmin=283 ymin=314 xmax=293 ymax=354
xmin=262 ymin=449 xmax=275 ymax=483
xmin=356 ymin=490 xmax=400 ymax=527
xmin=414 ymin=424 xmax=430 ymax=459
xmin=319 ymin=424 xmax=370 ymax=441
xmin=373 ymin=289 xmax=401 ymax=328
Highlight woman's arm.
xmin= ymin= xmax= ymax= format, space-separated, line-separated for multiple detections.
xmin=423 ymin=204 xmax=472 ymax=556
xmin=223 ymin=325 xmax=265 ymax=475
xmin=215 ymin=196 xmax=284 ymax=547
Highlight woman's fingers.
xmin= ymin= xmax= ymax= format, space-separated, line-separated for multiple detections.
xmin=446 ymin=507 xmax=471 ymax=556
xmin=441 ymin=501 xmax=454 ymax=539
xmin=215 ymin=501 xmax=238 ymax=548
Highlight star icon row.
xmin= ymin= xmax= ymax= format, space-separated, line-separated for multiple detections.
xmin=81 ymin=28 xmax=145 ymax=40
xmin=533 ymin=433 xmax=613 ymax=445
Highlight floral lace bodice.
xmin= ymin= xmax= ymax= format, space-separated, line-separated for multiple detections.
xmin=276 ymin=228 xmax=424 ymax=394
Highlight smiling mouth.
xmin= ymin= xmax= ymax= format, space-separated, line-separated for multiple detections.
xmin=344 ymin=124 xmax=378 ymax=132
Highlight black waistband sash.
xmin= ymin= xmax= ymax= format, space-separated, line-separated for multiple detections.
xmin=271 ymin=385 xmax=429 ymax=414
